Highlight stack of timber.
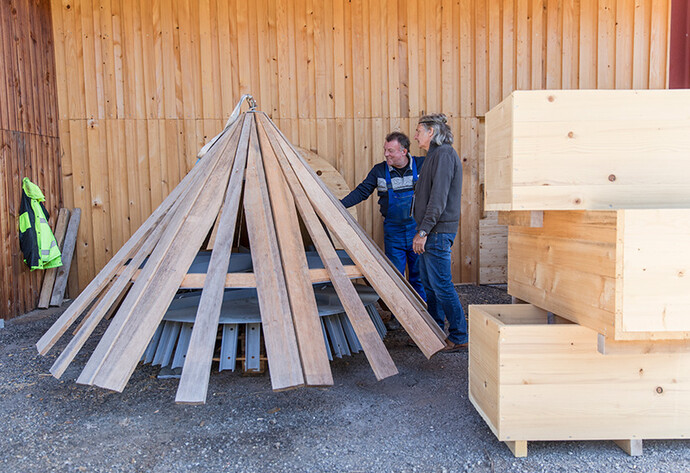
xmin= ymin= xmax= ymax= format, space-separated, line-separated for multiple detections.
xmin=472 ymin=90 xmax=690 ymax=457
xmin=37 ymin=98 xmax=446 ymax=404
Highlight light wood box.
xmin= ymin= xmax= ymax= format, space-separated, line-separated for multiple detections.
xmin=508 ymin=210 xmax=690 ymax=341
xmin=484 ymin=89 xmax=690 ymax=211
xmin=469 ymin=303 xmax=690 ymax=448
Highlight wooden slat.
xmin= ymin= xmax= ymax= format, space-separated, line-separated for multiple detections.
xmin=78 ymin=117 xmax=243 ymax=392
xmin=50 ymin=208 xmax=82 ymax=306
xmin=36 ymin=117 xmax=240 ymax=355
xmin=261 ymin=116 xmax=397 ymax=380
xmin=262 ymin=114 xmax=445 ymax=358
xmin=38 ymin=208 xmax=70 ymax=308
xmin=257 ymin=115 xmax=332 ymax=387
xmin=175 ymin=113 xmax=250 ymax=404
xmin=242 ymin=116 xmax=304 ymax=391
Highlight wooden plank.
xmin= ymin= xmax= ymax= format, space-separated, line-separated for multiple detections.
xmin=242 ymin=116 xmax=304 ymax=391
xmin=36 ymin=117 xmax=240 ymax=356
xmin=77 ymin=117 xmax=242 ymax=392
xmin=175 ymin=112 xmax=250 ymax=404
xmin=50 ymin=208 xmax=81 ymax=307
xmin=257 ymin=116 xmax=332 ymax=387
xmin=38 ymin=208 xmax=70 ymax=308
xmin=497 ymin=210 xmax=543 ymax=227
xmin=50 ymin=193 xmax=178 ymax=379
xmin=262 ymin=114 xmax=445 ymax=358
xmin=597 ymin=334 xmax=690 ymax=355
xmin=260 ymin=115 xmax=397 ymax=381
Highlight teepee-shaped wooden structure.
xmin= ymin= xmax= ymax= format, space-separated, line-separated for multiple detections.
xmin=37 ymin=97 xmax=446 ymax=404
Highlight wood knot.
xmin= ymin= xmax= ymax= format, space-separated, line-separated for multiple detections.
xmin=608 ymin=174 xmax=616 ymax=182
xmin=656 ymin=386 xmax=664 ymax=394
xmin=574 ymin=198 xmax=582 ymax=205
xmin=567 ymin=131 xmax=574 ymax=138
xmin=547 ymin=95 xmax=555 ymax=102
xmin=316 ymin=170 xmax=323 ymax=176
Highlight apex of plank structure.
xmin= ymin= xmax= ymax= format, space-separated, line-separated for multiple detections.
xmin=36 ymin=96 xmax=446 ymax=404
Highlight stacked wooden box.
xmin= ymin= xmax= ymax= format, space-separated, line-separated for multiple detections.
xmin=472 ymin=90 xmax=690 ymax=457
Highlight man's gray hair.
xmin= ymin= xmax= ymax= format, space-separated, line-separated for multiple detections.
xmin=418 ymin=113 xmax=453 ymax=146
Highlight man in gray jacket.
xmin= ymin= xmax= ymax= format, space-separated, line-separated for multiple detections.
xmin=412 ymin=114 xmax=468 ymax=352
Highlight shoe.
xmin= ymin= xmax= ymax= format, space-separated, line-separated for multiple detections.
xmin=385 ymin=319 xmax=402 ymax=331
xmin=440 ymin=340 xmax=468 ymax=353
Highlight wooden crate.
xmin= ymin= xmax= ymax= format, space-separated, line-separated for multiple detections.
xmin=468 ymin=303 xmax=690 ymax=457
xmin=508 ymin=210 xmax=690 ymax=341
xmin=484 ymin=90 xmax=690 ymax=211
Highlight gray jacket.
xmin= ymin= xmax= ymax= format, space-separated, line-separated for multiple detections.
xmin=413 ymin=143 xmax=463 ymax=234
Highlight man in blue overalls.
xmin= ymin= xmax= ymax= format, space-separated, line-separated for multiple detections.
xmin=341 ymin=132 xmax=426 ymax=328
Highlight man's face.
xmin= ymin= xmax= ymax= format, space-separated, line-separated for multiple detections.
xmin=384 ymin=140 xmax=409 ymax=169
xmin=414 ymin=124 xmax=433 ymax=151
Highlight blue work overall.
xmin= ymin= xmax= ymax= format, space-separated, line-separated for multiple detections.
xmin=383 ymin=158 xmax=426 ymax=300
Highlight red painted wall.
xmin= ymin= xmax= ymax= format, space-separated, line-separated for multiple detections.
xmin=670 ymin=0 xmax=690 ymax=88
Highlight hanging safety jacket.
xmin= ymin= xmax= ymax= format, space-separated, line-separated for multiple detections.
xmin=18 ymin=177 xmax=62 ymax=270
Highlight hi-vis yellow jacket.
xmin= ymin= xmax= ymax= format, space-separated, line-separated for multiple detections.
xmin=18 ymin=177 xmax=62 ymax=270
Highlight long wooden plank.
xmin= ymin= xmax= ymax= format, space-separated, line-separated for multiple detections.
xmin=260 ymin=117 xmax=397 ymax=380
xmin=243 ymin=116 xmax=304 ymax=391
xmin=257 ymin=115 xmax=333 ymax=387
xmin=49 ymin=208 xmax=82 ymax=307
xmin=36 ymin=117 xmax=241 ymax=355
xmin=50 ymin=202 xmax=178 ymax=379
xmin=263 ymin=114 xmax=443 ymax=339
xmin=175 ymin=113 xmax=251 ymax=404
xmin=261 ymin=114 xmax=445 ymax=358
xmin=76 ymin=118 xmax=244 ymax=390
xmin=133 ymin=265 xmax=363 ymax=288
xmin=38 ymin=208 xmax=70 ymax=308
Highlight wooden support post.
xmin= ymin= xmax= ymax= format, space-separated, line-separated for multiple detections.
xmin=505 ymin=440 xmax=528 ymax=457
xmin=614 ymin=439 xmax=643 ymax=456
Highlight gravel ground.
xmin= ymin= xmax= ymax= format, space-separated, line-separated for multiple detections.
xmin=1 ymin=284 xmax=689 ymax=473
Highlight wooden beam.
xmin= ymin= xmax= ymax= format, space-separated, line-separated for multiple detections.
xmin=257 ymin=115 xmax=333 ymax=387
xmin=50 ymin=206 xmax=176 ymax=379
xmin=261 ymin=114 xmax=445 ymax=358
xmin=597 ymin=334 xmax=690 ymax=355
xmin=49 ymin=208 xmax=81 ymax=306
xmin=613 ymin=439 xmax=643 ymax=456
xmin=242 ymin=115 xmax=304 ymax=391
xmin=38 ymin=208 xmax=70 ymax=308
xmin=35 ymin=119 xmax=238 ymax=355
xmin=260 ymin=117 xmax=397 ymax=381
xmin=175 ymin=111 xmax=250 ymax=404
xmin=77 ymin=118 xmax=243 ymax=391
xmin=505 ymin=440 xmax=528 ymax=458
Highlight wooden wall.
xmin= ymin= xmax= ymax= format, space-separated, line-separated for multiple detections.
xmin=1 ymin=0 xmax=62 ymax=319
xmin=49 ymin=0 xmax=672 ymax=292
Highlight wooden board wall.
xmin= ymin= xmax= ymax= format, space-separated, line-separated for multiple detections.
xmin=1 ymin=0 xmax=62 ymax=319
xmin=49 ymin=0 xmax=672 ymax=291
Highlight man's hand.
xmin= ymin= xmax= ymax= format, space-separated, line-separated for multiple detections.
xmin=413 ymin=233 xmax=427 ymax=254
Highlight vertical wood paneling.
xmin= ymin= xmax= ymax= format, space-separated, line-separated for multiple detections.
xmin=1 ymin=1 xmax=61 ymax=319
xmin=47 ymin=0 xmax=672 ymax=292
